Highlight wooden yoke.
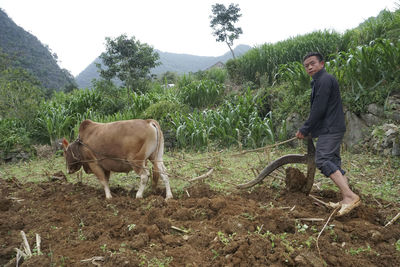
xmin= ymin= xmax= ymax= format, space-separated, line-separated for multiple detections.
xmin=237 ymin=136 xmax=316 ymax=195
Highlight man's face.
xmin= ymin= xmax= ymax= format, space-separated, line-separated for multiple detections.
xmin=303 ymin=56 xmax=324 ymax=77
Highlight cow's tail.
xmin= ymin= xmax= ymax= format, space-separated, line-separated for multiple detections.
xmin=150 ymin=120 xmax=165 ymax=189
xmin=150 ymin=120 xmax=164 ymax=159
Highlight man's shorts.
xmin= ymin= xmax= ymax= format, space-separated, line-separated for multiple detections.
xmin=315 ymin=132 xmax=346 ymax=177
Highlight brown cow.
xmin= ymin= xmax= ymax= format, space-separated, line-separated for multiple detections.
xmin=62 ymin=119 xmax=173 ymax=199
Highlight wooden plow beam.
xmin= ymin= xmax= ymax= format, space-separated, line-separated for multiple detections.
xmin=237 ymin=136 xmax=316 ymax=195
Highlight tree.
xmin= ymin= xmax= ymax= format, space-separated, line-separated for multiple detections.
xmin=210 ymin=3 xmax=243 ymax=59
xmin=159 ymin=71 xmax=178 ymax=84
xmin=97 ymin=34 xmax=160 ymax=93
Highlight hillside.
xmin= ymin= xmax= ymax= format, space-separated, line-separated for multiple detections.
xmin=75 ymin=44 xmax=251 ymax=89
xmin=0 ymin=9 xmax=75 ymax=91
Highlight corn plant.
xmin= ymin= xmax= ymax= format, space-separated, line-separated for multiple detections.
xmin=178 ymin=79 xmax=225 ymax=108
xmin=35 ymin=102 xmax=77 ymax=145
xmin=275 ymin=38 xmax=400 ymax=114
xmin=275 ymin=61 xmax=310 ymax=95
xmin=343 ymin=8 xmax=400 ymax=49
xmin=170 ymin=89 xmax=280 ymax=150
xmin=228 ymin=30 xmax=343 ymax=86
xmin=327 ymin=38 xmax=400 ymax=113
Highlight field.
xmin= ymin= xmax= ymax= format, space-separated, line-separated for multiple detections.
xmin=1 ymin=145 xmax=400 ymax=266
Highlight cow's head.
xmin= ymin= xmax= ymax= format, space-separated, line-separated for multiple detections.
xmin=62 ymin=138 xmax=82 ymax=174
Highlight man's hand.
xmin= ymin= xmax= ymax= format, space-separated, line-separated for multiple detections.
xmin=296 ymin=130 xmax=305 ymax=139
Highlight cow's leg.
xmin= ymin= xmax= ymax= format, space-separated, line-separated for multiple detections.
xmin=152 ymin=160 xmax=173 ymax=199
xmin=136 ymin=167 xmax=150 ymax=199
xmin=89 ymin=164 xmax=112 ymax=199
xmin=151 ymin=162 xmax=159 ymax=192
xmin=103 ymin=170 xmax=112 ymax=198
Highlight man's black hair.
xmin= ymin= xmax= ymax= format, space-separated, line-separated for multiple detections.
xmin=303 ymin=52 xmax=324 ymax=62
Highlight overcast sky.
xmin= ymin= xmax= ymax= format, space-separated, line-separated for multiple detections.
xmin=1 ymin=0 xmax=397 ymax=76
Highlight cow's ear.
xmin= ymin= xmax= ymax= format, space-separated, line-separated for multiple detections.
xmin=62 ymin=138 xmax=69 ymax=149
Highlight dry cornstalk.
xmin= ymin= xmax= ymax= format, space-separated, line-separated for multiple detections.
xmin=81 ymin=256 xmax=105 ymax=266
xmin=384 ymin=212 xmax=400 ymax=228
xmin=189 ymin=168 xmax=214 ymax=182
xmin=15 ymin=248 xmax=25 ymax=267
xmin=250 ymin=168 xmax=259 ymax=178
xmin=316 ymin=208 xmax=339 ymax=259
xmin=35 ymin=234 xmax=41 ymax=255
xmin=6 ymin=196 xmax=24 ymax=202
xmin=20 ymin=231 xmax=32 ymax=257
xmin=309 ymin=194 xmax=331 ymax=208
xmin=298 ymin=218 xmax=324 ymax=222
xmin=171 ymin=225 xmax=189 ymax=234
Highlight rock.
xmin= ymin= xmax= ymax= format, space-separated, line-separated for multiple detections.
xmin=1 ymin=150 xmax=31 ymax=163
xmin=369 ymin=230 xmax=383 ymax=242
xmin=294 ymin=252 xmax=325 ymax=267
xmin=360 ymin=113 xmax=381 ymax=126
xmin=390 ymin=111 xmax=400 ymax=122
xmin=367 ymin=103 xmax=385 ymax=117
xmin=386 ymin=92 xmax=400 ymax=122
xmin=392 ymin=139 xmax=400 ymax=156
xmin=285 ymin=113 xmax=303 ymax=138
xmin=343 ymin=111 xmax=368 ymax=148
xmin=369 ymin=123 xmax=400 ymax=156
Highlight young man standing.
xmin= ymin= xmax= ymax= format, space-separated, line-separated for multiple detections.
xmin=296 ymin=52 xmax=360 ymax=216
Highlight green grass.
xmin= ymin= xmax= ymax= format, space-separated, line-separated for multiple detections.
xmin=1 ymin=145 xmax=399 ymax=203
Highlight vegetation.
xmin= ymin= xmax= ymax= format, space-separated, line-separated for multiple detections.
xmin=0 ymin=5 xmax=399 ymax=160
xmin=210 ymin=3 xmax=243 ymax=59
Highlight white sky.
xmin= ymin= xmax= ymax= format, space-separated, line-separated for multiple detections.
xmin=0 ymin=0 xmax=397 ymax=76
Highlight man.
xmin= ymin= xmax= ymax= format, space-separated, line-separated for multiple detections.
xmin=296 ymin=52 xmax=360 ymax=216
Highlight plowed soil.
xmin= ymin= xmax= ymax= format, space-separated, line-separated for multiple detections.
xmin=1 ymin=172 xmax=399 ymax=267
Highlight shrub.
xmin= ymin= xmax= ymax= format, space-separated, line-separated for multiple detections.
xmin=142 ymin=100 xmax=189 ymax=127
xmin=0 ymin=119 xmax=31 ymax=155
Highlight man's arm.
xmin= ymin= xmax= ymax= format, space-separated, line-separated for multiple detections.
xmin=299 ymin=77 xmax=332 ymax=136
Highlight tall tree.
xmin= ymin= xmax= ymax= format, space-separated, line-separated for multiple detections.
xmin=210 ymin=3 xmax=243 ymax=59
xmin=97 ymin=34 xmax=160 ymax=93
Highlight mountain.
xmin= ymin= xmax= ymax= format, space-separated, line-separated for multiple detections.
xmin=0 ymin=9 xmax=76 ymax=91
xmin=75 ymin=44 xmax=251 ymax=89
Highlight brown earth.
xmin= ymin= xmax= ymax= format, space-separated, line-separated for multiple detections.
xmin=0 ymin=171 xmax=399 ymax=267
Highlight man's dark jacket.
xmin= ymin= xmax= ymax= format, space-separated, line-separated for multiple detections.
xmin=299 ymin=68 xmax=346 ymax=138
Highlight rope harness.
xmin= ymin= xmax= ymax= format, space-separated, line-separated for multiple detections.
xmin=66 ymin=136 xmax=156 ymax=173
xmin=65 ymin=136 xmax=298 ymax=178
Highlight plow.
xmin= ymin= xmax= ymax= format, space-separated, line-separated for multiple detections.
xmin=237 ymin=136 xmax=316 ymax=195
